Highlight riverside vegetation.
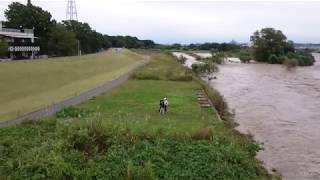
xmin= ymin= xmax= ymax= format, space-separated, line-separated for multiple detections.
xmin=0 ymin=50 xmax=277 ymax=179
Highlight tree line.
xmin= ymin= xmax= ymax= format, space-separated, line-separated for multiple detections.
xmin=162 ymin=43 xmax=241 ymax=52
xmin=2 ymin=2 xmax=156 ymax=56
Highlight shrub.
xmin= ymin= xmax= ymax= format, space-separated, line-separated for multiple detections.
xmin=66 ymin=120 xmax=111 ymax=156
xmin=177 ymin=55 xmax=186 ymax=64
xmin=286 ymin=51 xmax=315 ymax=66
xmin=191 ymin=62 xmax=218 ymax=76
xmin=212 ymin=52 xmax=225 ymax=64
xmin=297 ymin=55 xmax=315 ymax=66
xmin=283 ymin=59 xmax=298 ymax=70
xmin=268 ymin=54 xmax=279 ymax=64
xmin=125 ymin=161 xmax=157 ymax=180
xmin=191 ymin=128 xmax=213 ymax=141
xmin=278 ymin=55 xmax=288 ymax=64
xmin=287 ymin=52 xmax=295 ymax=59
xmin=239 ymin=51 xmax=251 ymax=63
xmin=191 ymin=63 xmax=202 ymax=74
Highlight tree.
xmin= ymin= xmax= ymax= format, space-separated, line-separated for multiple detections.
xmin=63 ymin=20 xmax=99 ymax=54
xmin=47 ymin=24 xmax=77 ymax=56
xmin=250 ymin=28 xmax=292 ymax=62
xmin=5 ymin=2 xmax=54 ymax=53
xmin=0 ymin=39 xmax=9 ymax=57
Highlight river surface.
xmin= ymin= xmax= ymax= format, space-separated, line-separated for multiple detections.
xmin=209 ymin=53 xmax=320 ymax=180
xmin=172 ymin=52 xmax=201 ymax=68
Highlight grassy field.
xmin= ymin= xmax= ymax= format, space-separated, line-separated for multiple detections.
xmin=0 ymin=52 xmax=275 ymax=179
xmin=0 ymin=49 xmax=145 ymax=121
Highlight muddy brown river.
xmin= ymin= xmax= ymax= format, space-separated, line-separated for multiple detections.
xmin=209 ymin=53 xmax=320 ymax=180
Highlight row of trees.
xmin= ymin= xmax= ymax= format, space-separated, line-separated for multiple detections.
xmin=162 ymin=43 xmax=241 ymax=52
xmin=3 ymin=2 xmax=156 ymax=56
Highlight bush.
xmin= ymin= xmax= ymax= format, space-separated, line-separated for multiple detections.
xmin=239 ymin=51 xmax=251 ymax=63
xmin=297 ymin=55 xmax=315 ymax=66
xmin=191 ymin=62 xmax=218 ymax=75
xmin=65 ymin=120 xmax=111 ymax=156
xmin=212 ymin=52 xmax=225 ymax=64
xmin=177 ymin=55 xmax=186 ymax=64
xmin=191 ymin=63 xmax=202 ymax=74
xmin=286 ymin=51 xmax=315 ymax=66
xmin=125 ymin=161 xmax=157 ymax=180
xmin=283 ymin=59 xmax=298 ymax=70
xmin=268 ymin=54 xmax=279 ymax=64
xmin=278 ymin=55 xmax=288 ymax=64
xmin=191 ymin=128 xmax=213 ymax=141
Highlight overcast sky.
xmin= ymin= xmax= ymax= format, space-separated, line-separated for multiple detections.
xmin=1 ymin=0 xmax=320 ymax=44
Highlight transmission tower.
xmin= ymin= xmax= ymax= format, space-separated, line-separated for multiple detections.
xmin=66 ymin=0 xmax=78 ymax=21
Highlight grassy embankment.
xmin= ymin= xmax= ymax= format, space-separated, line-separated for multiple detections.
xmin=0 ymin=51 xmax=275 ymax=179
xmin=0 ymin=49 xmax=144 ymax=121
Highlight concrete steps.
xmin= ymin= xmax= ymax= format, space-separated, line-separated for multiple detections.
xmin=197 ymin=89 xmax=212 ymax=108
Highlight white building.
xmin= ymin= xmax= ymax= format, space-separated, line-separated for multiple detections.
xmin=0 ymin=21 xmax=40 ymax=60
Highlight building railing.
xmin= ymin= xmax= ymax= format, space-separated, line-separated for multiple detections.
xmin=1 ymin=28 xmax=21 ymax=33
xmin=0 ymin=28 xmax=34 ymax=34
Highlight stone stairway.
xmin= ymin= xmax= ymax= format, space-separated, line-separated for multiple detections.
xmin=197 ymin=89 xmax=212 ymax=108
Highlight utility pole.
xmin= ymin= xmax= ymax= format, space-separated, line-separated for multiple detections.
xmin=66 ymin=0 xmax=78 ymax=21
xmin=77 ymin=40 xmax=81 ymax=56
xmin=27 ymin=0 xmax=31 ymax=6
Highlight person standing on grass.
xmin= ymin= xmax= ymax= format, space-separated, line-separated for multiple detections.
xmin=159 ymin=99 xmax=165 ymax=115
xmin=164 ymin=98 xmax=169 ymax=113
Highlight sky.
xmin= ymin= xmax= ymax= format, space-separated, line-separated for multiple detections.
xmin=0 ymin=0 xmax=320 ymax=44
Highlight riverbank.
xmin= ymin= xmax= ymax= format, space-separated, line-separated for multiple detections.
xmin=0 ymin=51 xmax=274 ymax=179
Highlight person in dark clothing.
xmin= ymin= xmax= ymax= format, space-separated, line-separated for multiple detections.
xmin=159 ymin=99 xmax=165 ymax=114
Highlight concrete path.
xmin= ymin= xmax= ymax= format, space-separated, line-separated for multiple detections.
xmin=0 ymin=59 xmax=149 ymax=128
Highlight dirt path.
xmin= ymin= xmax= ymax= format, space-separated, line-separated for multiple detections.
xmin=0 ymin=59 xmax=149 ymax=128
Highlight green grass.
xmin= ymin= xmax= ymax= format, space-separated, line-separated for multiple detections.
xmin=131 ymin=53 xmax=193 ymax=81
xmin=0 ymin=52 xmax=275 ymax=179
xmin=76 ymin=80 xmax=214 ymax=135
xmin=0 ymin=49 xmax=145 ymax=121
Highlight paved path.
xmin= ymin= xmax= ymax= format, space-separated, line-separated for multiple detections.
xmin=0 ymin=59 xmax=149 ymax=128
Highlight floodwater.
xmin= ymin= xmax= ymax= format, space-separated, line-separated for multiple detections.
xmin=195 ymin=52 xmax=212 ymax=58
xmin=172 ymin=52 xmax=202 ymax=68
xmin=209 ymin=53 xmax=320 ymax=180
